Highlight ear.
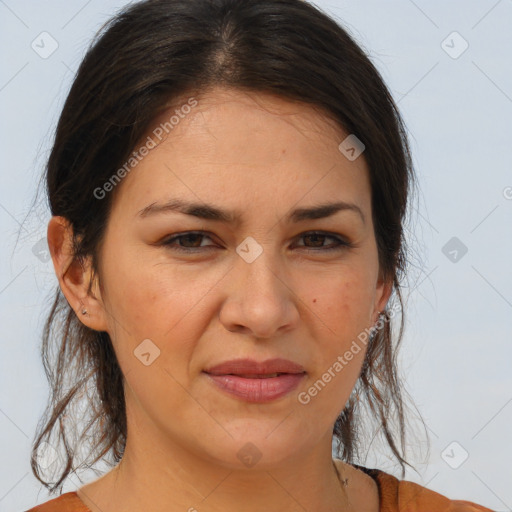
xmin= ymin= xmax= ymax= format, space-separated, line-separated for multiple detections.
xmin=373 ymin=271 xmax=393 ymax=325
xmin=47 ymin=216 xmax=109 ymax=332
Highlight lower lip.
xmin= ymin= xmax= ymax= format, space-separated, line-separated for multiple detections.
xmin=204 ymin=373 xmax=305 ymax=403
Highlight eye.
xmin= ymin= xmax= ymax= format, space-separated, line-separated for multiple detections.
xmin=160 ymin=231 xmax=218 ymax=252
xmin=159 ymin=230 xmax=352 ymax=254
xmin=293 ymin=231 xmax=352 ymax=252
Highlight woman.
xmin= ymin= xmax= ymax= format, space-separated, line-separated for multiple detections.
xmin=27 ymin=0 xmax=492 ymax=510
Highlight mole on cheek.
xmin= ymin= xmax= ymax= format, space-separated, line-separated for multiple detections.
xmin=313 ymin=298 xmax=317 ymax=303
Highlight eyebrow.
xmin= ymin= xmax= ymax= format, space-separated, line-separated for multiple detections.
xmin=137 ymin=199 xmax=365 ymax=224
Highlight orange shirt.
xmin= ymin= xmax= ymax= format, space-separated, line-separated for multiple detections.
xmin=25 ymin=466 xmax=494 ymax=511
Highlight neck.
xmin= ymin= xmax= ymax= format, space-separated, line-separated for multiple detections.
xmin=77 ymin=416 xmax=351 ymax=512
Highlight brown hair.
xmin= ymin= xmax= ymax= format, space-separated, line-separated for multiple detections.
xmin=32 ymin=0 xmax=422 ymax=493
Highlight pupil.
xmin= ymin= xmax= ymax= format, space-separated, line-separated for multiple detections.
xmin=306 ymin=234 xmax=324 ymax=247
xmin=183 ymin=234 xmax=202 ymax=247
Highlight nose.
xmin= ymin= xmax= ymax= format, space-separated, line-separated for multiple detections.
xmin=218 ymin=246 xmax=300 ymax=339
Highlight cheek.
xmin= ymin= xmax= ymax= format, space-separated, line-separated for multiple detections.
xmin=299 ymin=276 xmax=372 ymax=419
xmin=303 ymin=268 xmax=375 ymax=396
xmin=102 ymin=243 xmax=201 ymax=326
xmin=100 ymin=246 xmax=226 ymax=369
xmin=309 ymin=269 xmax=375 ymax=341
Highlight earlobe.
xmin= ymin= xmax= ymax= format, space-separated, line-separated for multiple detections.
xmin=373 ymin=273 xmax=393 ymax=324
xmin=47 ymin=216 xmax=109 ymax=332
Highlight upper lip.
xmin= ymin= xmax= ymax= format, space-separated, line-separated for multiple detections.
xmin=203 ymin=358 xmax=306 ymax=376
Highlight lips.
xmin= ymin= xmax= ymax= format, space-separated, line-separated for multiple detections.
xmin=203 ymin=358 xmax=306 ymax=403
xmin=234 ymin=373 xmax=283 ymax=378
xmin=204 ymin=358 xmax=306 ymax=376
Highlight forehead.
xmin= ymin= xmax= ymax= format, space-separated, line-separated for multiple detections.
xmin=110 ymin=87 xmax=371 ymax=222
xmin=152 ymin=87 xmax=348 ymax=158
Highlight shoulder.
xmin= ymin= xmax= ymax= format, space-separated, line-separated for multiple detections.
xmin=353 ymin=465 xmax=494 ymax=512
xmin=25 ymin=491 xmax=90 ymax=512
xmin=395 ymin=479 xmax=494 ymax=512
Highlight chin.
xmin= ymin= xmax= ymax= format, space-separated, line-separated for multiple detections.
xmin=190 ymin=420 xmax=313 ymax=470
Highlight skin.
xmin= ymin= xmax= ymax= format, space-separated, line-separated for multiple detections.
xmin=48 ymin=87 xmax=391 ymax=512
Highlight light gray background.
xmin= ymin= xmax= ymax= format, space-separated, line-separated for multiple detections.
xmin=1 ymin=1 xmax=511 ymax=510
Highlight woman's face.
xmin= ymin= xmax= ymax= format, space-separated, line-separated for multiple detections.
xmin=88 ymin=87 xmax=391 ymax=469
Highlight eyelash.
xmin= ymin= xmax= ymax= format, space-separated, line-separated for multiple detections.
xmin=159 ymin=231 xmax=353 ymax=254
